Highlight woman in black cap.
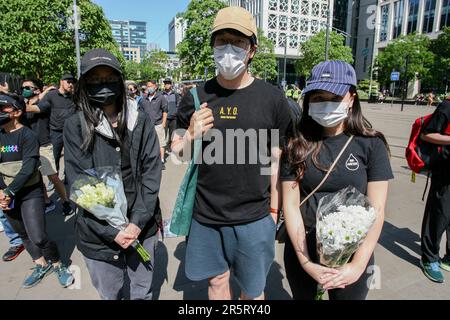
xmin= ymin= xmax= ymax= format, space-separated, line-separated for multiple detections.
xmin=281 ymin=61 xmax=393 ymax=300
xmin=64 ymin=48 xmax=162 ymax=300
xmin=0 ymin=93 xmax=73 ymax=289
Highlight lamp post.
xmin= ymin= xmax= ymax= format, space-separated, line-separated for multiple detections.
xmin=324 ymin=0 xmax=331 ymax=61
xmin=401 ymin=54 xmax=409 ymax=112
xmin=73 ymin=0 xmax=81 ymax=78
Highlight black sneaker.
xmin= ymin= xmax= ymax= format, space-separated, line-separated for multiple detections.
xmin=62 ymin=201 xmax=74 ymax=216
xmin=2 ymin=244 xmax=25 ymax=262
xmin=45 ymin=200 xmax=56 ymax=214
xmin=162 ymin=163 xmax=166 ymax=170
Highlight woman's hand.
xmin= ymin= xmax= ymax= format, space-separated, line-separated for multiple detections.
xmin=125 ymin=223 xmax=141 ymax=238
xmin=114 ymin=230 xmax=137 ymax=249
xmin=303 ymin=262 xmax=341 ymax=287
xmin=321 ymin=262 xmax=366 ymax=290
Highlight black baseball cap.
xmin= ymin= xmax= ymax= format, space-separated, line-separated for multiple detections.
xmin=80 ymin=48 xmax=122 ymax=76
xmin=61 ymin=73 xmax=75 ymax=81
xmin=163 ymin=78 xmax=172 ymax=84
xmin=0 ymin=94 xmax=25 ymax=111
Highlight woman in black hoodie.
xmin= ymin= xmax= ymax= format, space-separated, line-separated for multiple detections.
xmin=64 ymin=49 xmax=162 ymax=300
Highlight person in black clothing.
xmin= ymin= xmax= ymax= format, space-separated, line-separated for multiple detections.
xmin=139 ymin=80 xmax=168 ymax=168
xmin=42 ymin=74 xmax=76 ymax=174
xmin=0 ymin=93 xmax=73 ymax=289
xmin=22 ymin=79 xmax=74 ymax=216
xmin=162 ymin=78 xmax=181 ymax=153
xmin=64 ymin=48 xmax=162 ymax=300
xmin=172 ymin=7 xmax=292 ymax=300
xmin=420 ymin=98 xmax=450 ymax=283
xmin=281 ymin=61 xmax=393 ymax=300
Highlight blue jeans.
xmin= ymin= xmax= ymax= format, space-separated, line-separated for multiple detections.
xmin=0 ymin=210 xmax=23 ymax=247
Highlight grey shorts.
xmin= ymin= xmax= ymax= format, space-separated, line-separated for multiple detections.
xmin=185 ymin=215 xmax=276 ymax=298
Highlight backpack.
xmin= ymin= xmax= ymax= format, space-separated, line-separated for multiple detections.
xmin=405 ymin=112 xmax=450 ymax=199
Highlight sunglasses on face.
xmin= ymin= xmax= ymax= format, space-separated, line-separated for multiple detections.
xmin=21 ymin=86 xmax=36 ymax=90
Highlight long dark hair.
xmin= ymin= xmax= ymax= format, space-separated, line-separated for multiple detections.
xmin=283 ymin=86 xmax=390 ymax=182
xmin=73 ymin=69 xmax=127 ymax=152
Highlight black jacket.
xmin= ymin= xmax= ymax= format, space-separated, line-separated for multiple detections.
xmin=64 ymin=110 xmax=162 ymax=262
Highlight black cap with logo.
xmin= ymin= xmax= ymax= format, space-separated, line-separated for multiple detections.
xmin=80 ymin=49 xmax=123 ymax=76
xmin=0 ymin=94 xmax=25 ymax=111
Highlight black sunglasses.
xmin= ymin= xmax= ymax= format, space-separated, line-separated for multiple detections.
xmin=21 ymin=86 xmax=36 ymax=90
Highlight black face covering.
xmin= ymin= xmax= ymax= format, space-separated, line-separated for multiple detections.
xmin=0 ymin=112 xmax=12 ymax=126
xmin=87 ymin=82 xmax=121 ymax=106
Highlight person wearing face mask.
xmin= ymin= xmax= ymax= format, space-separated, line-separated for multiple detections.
xmin=139 ymin=80 xmax=168 ymax=169
xmin=0 ymin=93 xmax=74 ymax=289
xmin=172 ymin=7 xmax=292 ymax=300
xmin=280 ymin=61 xmax=393 ymax=300
xmin=64 ymin=49 xmax=162 ymax=300
xmin=22 ymin=78 xmax=74 ymax=216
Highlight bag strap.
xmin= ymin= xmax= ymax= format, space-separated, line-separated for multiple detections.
xmin=299 ymin=135 xmax=354 ymax=206
xmin=190 ymin=87 xmax=201 ymax=111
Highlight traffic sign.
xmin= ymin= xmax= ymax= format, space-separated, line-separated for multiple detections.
xmin=391 ymin=71 xmax=400 ymax=81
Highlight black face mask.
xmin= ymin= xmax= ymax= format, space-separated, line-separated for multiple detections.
xmin=87 ymin=82 xmax=121 ymax=107
xmin=0 ymin=112 xmax=12 ymax=126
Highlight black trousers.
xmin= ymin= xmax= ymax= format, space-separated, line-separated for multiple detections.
xmin=4 ymin=196 xmax=60 ymax=262
xmin=50 ymin=129 xmax=64 ymax=172
xmin=284 ymin=230 xmax=374 ymax=300
xmin=165 ymin=118 xmax=177 ymax=150
xmin=421 ymin=166 xmax=450 ymax=263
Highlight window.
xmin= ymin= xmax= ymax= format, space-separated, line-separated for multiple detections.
xmin=321 ymin=3 xmax=329 ymax=19
xmin=301 ymin=0 xmax=310 ymax=15
xmin=289 ymin=34 xmax=299 ymax=49
xmin=279 ymin=15 xmax=288 ymax=30
xmin=278 ymin=33 xmax=287 ymax=47
xmin=422 ymin=0 xmax=436 ymax=33
xmin=269 ymin=0 xmax=277 ymax=11
xmin=392 ymin=0 xmax=404 ymax=39
xmin=268 ymin=32 xmax=277 ymax=46
xmin=407 ymin=0 xmax=419 ymax=34
xmin=300 ymin=18 xmax=309 ymax=32
xmin=312 ymin=2 xmax=320 ymax=17
xmin=269 ymin=14 xmax=277 ymax=29
xmin=292 ymin=0 xmax=300 ymax=14
xmin=290 ymin=17 xmax=299 ymax=32
xmin=311 ymin=20 xmax=319 ymax=34
xmin=279 ymin=0 xmax=288 ymax=12
xmin=441 ymin=0 xmax=450 ymax=29
xmin=379 ymin=4 xmax=390 ymax=41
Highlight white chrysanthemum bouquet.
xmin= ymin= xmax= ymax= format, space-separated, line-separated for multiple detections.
xmin=70 ymin=168 xmax=151 ymax=263
xmin=315 ymin=186 xmax=377 ymax=300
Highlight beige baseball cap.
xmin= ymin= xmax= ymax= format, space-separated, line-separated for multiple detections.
xmin=211 ymin=6 xmax=258 ymax=40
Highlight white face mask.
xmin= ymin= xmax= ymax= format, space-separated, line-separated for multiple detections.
xmin=213 ymin=44 xmax=248 ymax=80
xmin=308 ymin=101 xmax=351 ymax=128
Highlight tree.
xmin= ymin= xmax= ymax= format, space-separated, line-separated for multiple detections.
xmin=176 ymin=0 xmax=226 ymax=79
xmin=124 ymin=60 xmax=141 ymax=81
xmin=295 ymin=31 xmax=353 ymax=78
xmin=250 ymin=29 xmax=277 ymax=81
xmin=429 ymin=27 xmax=450 ymax=92
xmin=375 ymin=34 xmax=434 ymax=89
xmin=0 ymin=0 xmax=123 ymax=84
xmin=140 ymin=50 xmax=169 ymax=81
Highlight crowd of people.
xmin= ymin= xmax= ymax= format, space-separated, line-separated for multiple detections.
xmin=0 ymin=6 xmax=449 ymax=300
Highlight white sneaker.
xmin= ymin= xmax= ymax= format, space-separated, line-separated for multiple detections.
xmin=0 ymin=222 xmax=4 ymax=232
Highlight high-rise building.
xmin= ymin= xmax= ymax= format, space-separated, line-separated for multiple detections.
xmin=374 ymin=0 xmax=449 ymax=96
xmin=169 ymin=16 xmax=187 ymax=52
xmin=110 ymin=20 xmax=147 ymax=62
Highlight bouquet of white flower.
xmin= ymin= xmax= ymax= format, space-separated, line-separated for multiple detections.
xmin=315 ymin=186 xmax=376 ymax=300
xmin=70 ymin=168 xmax=151 ymax=263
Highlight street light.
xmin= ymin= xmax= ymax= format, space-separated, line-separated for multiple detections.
xmin=324 ymin=0 xmax=331 ymax=61
xmin=73 ymin=0 xmax=81 ymax=78
xmin=401 ymin=54 xmax=409 ymax=112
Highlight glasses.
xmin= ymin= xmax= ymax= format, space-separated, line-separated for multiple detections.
xmin=214 ymin=38 xmax=250 ymax=50
xmin=66 ymin=80 xmax=76 ymax=85
xmin=21 ymin=86 xmax=36 ymax=90
xmin=85 ymin=76 xmax=121 ymax=85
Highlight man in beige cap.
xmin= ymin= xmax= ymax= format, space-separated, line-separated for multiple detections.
xmin=172 ymin=7 xmax=292 ymax=300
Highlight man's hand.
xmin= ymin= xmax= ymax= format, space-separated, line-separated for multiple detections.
xmin=188 ymin=103 xmax=214 ymax=140
xmin=125 ymin=223 xmax=142 ymax=238
xmin=114 ymin=230 xmax=137 ymax=249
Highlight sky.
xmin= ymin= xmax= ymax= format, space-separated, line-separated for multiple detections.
xmin=92 ymin=0 xmax=191 ymax=51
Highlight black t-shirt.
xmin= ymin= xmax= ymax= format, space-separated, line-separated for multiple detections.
xmin=41 ymin=89 xmax=76 ymax=131
xmin=280 ymin=133 xmax=394 ymax=230
xmin=24 ymin=99 xmax=51 ymax=146
xmin=177 ymin=77 xmax=292 ymax=225
xmin=423 ymin=99 xmax=450 ymax=162
xmin=0 ymin=126 xmax=43 ymax=200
